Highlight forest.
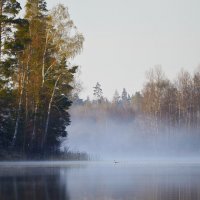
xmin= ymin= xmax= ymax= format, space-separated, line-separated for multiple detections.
xmin=0 ymin=1 xmax=200 ymax=200
xmin=1 ymin=0 xmax=200 ymax=160
xmin=0 ymin=0 xmax=84 ymax=159
xmin=73 ymin=66 xmax=200 ymax=134
xmin=69 ymin=67 xmax=200 ymax=158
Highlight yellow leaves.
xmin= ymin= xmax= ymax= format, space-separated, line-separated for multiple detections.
xmin=49 ymin=4 xmax=84 ymax=62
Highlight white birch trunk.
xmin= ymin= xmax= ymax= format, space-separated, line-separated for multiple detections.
xmin=12 ymin=71 xmax=26 ymax=146
xmin=41 ymin=74 xmax=61 ymax=148
xmin=42 ymin=30 xmax=50 ymax=86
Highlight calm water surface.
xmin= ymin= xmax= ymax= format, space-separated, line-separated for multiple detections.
xmin=1 ymin=161 xmax=200 ymax=200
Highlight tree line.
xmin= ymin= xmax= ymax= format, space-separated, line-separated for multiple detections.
xmin=0 ymin=0 xmax=84 ymax=159
xmin=72 ymin=66 xmax=200 ymax=135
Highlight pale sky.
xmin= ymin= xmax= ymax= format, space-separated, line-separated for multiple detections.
xmin=19 ymin=0 xmax=200 ymax=99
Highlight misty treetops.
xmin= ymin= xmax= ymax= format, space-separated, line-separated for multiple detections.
xmin=0 ymin=0 xmax=84 ymax=158
xmin=75 ymin=66 xmax=200 ymax=136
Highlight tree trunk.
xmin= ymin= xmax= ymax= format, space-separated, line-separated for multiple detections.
xmin=12 ymin=71 xmax=26 ymax=146
xmin=41 ymin=74 xmax=61 ymax=148
xmin=42 ymin=30 xmax=49 ymax=86
xmin=31 ymin=104 xmax=38 ymax=142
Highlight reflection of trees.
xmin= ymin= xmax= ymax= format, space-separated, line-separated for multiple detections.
xmin=0 ymin=168 xmax=70 ymax=200
xmin=120 ymin=174 xmax=200 ymax=200
xmin=135 ymin=181 xmax=200 ymax=200
xmin=1 ymin=166 xmax=200 ymax=200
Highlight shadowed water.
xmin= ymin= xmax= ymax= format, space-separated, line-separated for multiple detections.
xmin=1 ymin=161 xmax=200 ymax=200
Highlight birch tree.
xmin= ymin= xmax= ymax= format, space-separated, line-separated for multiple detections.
xmin=10 ymin=2 xmax=84 ymax=156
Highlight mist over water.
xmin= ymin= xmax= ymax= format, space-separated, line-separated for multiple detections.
xmin=62 ymin=113 xmax=200 ymax=161
xmin=2 ymin=162 xmax=200 ymax=200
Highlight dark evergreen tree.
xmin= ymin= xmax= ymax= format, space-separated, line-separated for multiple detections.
xmin=121 ymin=88 xmax=128 ymax=102
xmin=0 ymin=1 xmax=83 ymax=159
xmin=93 ymin=82 xmax=103 ymax=103
xmin=0 ymin=0 xmax=22 ymax=88
xmin=0 ymin=0 xmax=29 ymax=154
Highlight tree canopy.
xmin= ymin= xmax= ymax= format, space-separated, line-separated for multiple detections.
xmin=0 ymin=0 xmax=84 ymax=159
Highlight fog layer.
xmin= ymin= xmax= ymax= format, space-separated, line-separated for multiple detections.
xmin=62 ymin=115 xmax=200 ymax=161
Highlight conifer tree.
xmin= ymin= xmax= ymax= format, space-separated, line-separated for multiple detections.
xmin=0 ymin=0 xmax=29 ymax=152
xmin=11 ymin=0 xmax=49 ymax=149
xmin=112 ymin=90 xmax=120 ymax=104
xmin=0 ymin=0 xmax=83 ymax=158
xmin=121 ymin=88 xmax=128 ymax=102
xmin=93 ymin=82 xmax=103 ymax=103
xmin=11 ymin=1 xmax=83 ymax=156
xmin=0 ymin=0 xmax=22 ymax=88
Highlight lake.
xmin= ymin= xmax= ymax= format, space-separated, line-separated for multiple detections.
xmin=1 ymin=161 xmax=200 ymax=200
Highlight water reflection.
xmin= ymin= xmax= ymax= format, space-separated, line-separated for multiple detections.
xmin=0 ymin=167 xmax=70 ymax=200
xmin=1 ymin=162 xmax=200 ymax=200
